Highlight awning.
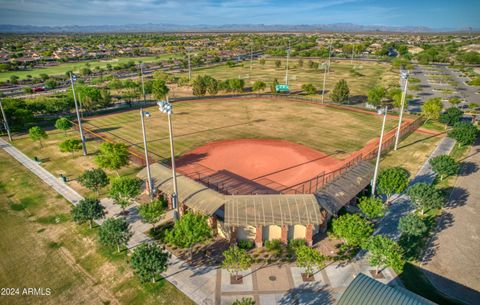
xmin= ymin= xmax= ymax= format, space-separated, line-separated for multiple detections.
xmin=224 ymin=194 xmax=326 ymax=227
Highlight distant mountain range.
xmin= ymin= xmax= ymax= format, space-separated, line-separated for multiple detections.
xmin=0 ymin=23 xmax=477 ymax=33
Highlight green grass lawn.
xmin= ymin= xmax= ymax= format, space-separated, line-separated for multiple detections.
xmin=0 ymin=54 xmax=179 ymax=82
xmin=0 ymin=150 xmax=194 ymax=305
xmin=83 ymin=97 xmax=399 ymax=162
xmin=184 ymin=58 xmax=399 ymax=99
xmin=380 ymin=131 xmax=443 ymax=176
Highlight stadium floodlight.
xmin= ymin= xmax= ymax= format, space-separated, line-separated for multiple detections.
xmin=140 ymin=108 xmax=154 ymax=198
xmin=157 ymin=98 xmax=179 ymax=221
xmin=394 ymin=70 xmax=410 ymax=151
xmin=0 ymin=99 xmax=12 ymax=142
xmin=69 ymin=72 xmax=87 ymax=156
xmin=372 ymin=106 xmax=388 ymax=196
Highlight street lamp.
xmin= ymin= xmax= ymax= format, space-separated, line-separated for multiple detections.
xmin=321 ymin=44 xmax=332 ymax=103
xmin=158 ymin=98 xmax=179 ymax=221
xmin=0 ymin=99 xmax=12 ymax=142
xmin=371 ymin=106 xmax=388 ymax=196
xmin=140 ymin=63 xmax=146 ymax=104
xmin=394 ymin=71 xmax=409 ymax=151
xmin=140 ymin=108 xmax=153 ymax=198
xmin=69 ymin=72 xmax=87 ymax=156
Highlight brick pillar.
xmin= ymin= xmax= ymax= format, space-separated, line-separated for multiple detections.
xmin=281 ymin=225 xmax=288 ymax=244
xmin=230 ymin=226 xmax=237 ymax=244
xmin=306 ymin=224 xmax=313 ymax=246
xmin=255 ymin=225 xmax=263 ymax=248
xmin=145 ymin=179 xmax=151 ymax=194
xmin=165 ymin=193 xmax=173 ymax=210
xmin=208 ymin=216 xmax=217 ymax=236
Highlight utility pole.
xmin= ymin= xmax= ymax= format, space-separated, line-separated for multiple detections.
xmin=140 ymin=63 xmax=146 ymax=104
xmin=187 ymin=53 xmax=191 ymax=82
xmin=372 ymin=106 xmax=388 ymax=196
xmin=158 ymin=97 xmax=179 ymax=221
xmin=70 ymin=72 xmax=87 ymax=156
xmin=285 ymin=40 xmax=290 ymax=86
xmin=140 ymin=108 xmax=153 ymax=198
xmin=0 ymin=99 xmax=12 ymax=142
xmin=394 ymin=71 xmax=409 ymax=151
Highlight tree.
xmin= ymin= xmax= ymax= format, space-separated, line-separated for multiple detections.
xmin=28 ymin=126 xmax=48 ymax=148
xmin=366 ymin=235 xmax=405 ymax=275
xmin=270 ymin=78 xmax=279 ymax=94
xmin=367 ymin=85 xmax=387 ymax=107
xmin=54 ymin=117 xmax=73 ymax=136
xmin=192 ymin=75 xmax=207 ymax=96
xmin=95 ymin=142 xmax=129 ymax=173
xmin=109 ymin=176 xmax=142 ymax=212
xmin=377 ymin=167 xmax=410 ymax=198
xmin=44 ymin=79 xmax=57 ymax=89
xmin=358 ymin=196 xmax=385 ymax=220
xmin=130 ymin=243 xmax=169 ymax=283
xmin=448 ymin=122 xmax=479 ymax=147
xmin=98 ymin=217 xmax=132 ymax=252
xmin=297 ymin=59 xmax=304 ymax=68
xmin=332 ymin=214 xmax=373 ymax=248
xmin=139 ymin=199 xmax=166 ymax=228
xmin=301 ymin=83 xmax=317 ymax=95
xmin=295 ymin=245 xmax=326 ymax=277
xmin=259 ymin=59 xmax=266 ymax=65
xmin=252 ymin=80 xmax=266 ymax=92
xmin=166 ymin=212 xmax=211 ymax=259
xmin=398 ymin=214 xmax=427 ymax=240
xmin=407 ymin=183 xmax=443 ymax=215
xmin=78 ymin=168 xmax=109 ymax=194
xmin=71 ymin=197 xmax=105 ymax=229
xmin=222 ymin=245 xmax=253 ymax=280
xmin=421 ymin=97 xmax=443 ymax=122
xmin=59 ymin=139 xmax=82 ymax=158
xmin=204 ymin=76 xmax=219 ymax=95
xmin=232 ymin=298 xmax=255 ymax=305
xmin=439 ymin=107 xmax=463 ymax=126
xmin=275 ymin=60 xmax=281 ymax=68
xmin=429 ymin=155 xmax=459 ymax=180
xmin=330 ymin=79 xmax=350 ymax=103
xmin=151 ymin=79 xmax=169 ymax=100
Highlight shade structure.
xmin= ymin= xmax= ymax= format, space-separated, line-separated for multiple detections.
xmin=137 ymin=163 xmax=225 ymax=215
xmin=224 ymin=194 xmax=326 ymax=227
xmin=315 ymin=161 xmax=375 ymax=215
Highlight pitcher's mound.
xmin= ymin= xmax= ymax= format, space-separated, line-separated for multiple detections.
xmin=176 ymin=139 xmax=343 ymax=192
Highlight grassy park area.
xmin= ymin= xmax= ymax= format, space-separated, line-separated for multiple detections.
xmin=184 ymin=58 xmax=399 ymax=98
xmin=0 ymin=150 xmax=193 ymax=305
xmin=82 ymin=97 xmax=400 ymax=161
xmin=0 ymin=54 xmax=179 ymax=82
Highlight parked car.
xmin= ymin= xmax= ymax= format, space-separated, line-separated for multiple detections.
xmin=32 ymin=87 xmax=45 ymax=92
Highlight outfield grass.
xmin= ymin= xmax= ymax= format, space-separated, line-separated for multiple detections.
xmin=83 ymin=98 xmax=400 ymax=162
xmin=380 ymin=131 xmax=443 ymax=175
xmin=0 ymin=150 xmax=194 ymax=305
xmin=12 ymin=129 xmax=142 ymax=197
xmin=183 ymin=58 xmax=399 ymax=99
xmin=0 ymin=54 xmax=179 ymax=82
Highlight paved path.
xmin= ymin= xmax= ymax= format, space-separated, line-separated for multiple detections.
xmin=422 ymin=141 xmax=480 ymax=305
xmin=376 ymin=136 xmax=456 ymax=239
xmin=0 ymin=138 xmax=83 ymax=205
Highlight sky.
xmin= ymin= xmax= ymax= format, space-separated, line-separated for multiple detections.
xmin=0 ymin=0 xmax=479 ymax=29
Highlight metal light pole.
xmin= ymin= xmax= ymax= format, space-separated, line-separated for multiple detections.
xmin=350 ymin=44 xmax=355 ymax=65
xmin=327 ymin=44 xmax=332 ymax=74
xmin=187 ymin=53 xmax=192 ymax=82
xmin=322 ymin=44 xmax=332 ymax=103
xmin=140 ymin=63 xmax=146 ymax=104
xmin=250 ymin=45 xmax=253 ymax=77
xmin=158 ymin=97 xmax=179 ymax=221
xmin=0 ymin=99 xmax=12 ymax=142
xmin=285 ymin=41 xmax=290 ymax=86
xmin=70 ymin=72 xmax=87 ymax=156
xmin=372 ymin=106 xmax=388 ymax=196
xmin=140 ymin=108 xmax=153 ymax=198
xmin=394 ymin=71 xmax=409 ymax=151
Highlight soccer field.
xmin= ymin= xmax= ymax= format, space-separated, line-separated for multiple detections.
xmin=83 ymin=97 xmax=400 ymax=162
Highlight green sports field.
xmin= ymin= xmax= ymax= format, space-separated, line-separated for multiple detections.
xmin=82 ymin=97 xmax=400 ymax=161
xmin=0 ymin=54 xmax=180 ymax=82
xmin=183 ymin=58 xmax=399 ymax=98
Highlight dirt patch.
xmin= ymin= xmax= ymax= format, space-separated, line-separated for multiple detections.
xmin=176 ymin=139 xmax=344 ymax=193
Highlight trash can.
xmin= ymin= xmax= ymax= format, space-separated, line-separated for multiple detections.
xmin=60 ymin=174 xmax=67 ymax=183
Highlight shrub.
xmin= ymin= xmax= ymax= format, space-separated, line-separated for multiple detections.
xmin=237 ymin=239 xmax=254 ymax=250
xmin=265 ymin=239 xmax=282 ymax=252
xmin=288 ymin=238 xmax=306 ymax=250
